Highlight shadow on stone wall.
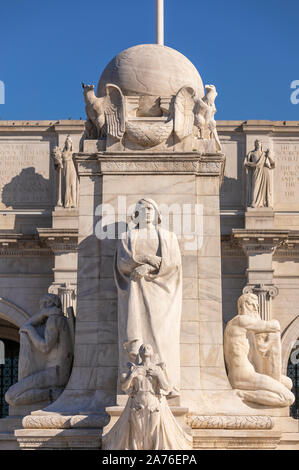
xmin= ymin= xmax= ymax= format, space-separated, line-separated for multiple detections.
xmin=1 ymin=167 xmax=52 ymax=210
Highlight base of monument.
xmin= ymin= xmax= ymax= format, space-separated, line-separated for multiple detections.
xmin=0 ymin=416 xmax=23 ymax=450
xmin=15 ymin=428 xmax=101 ymax=450
xmin=4 ymin=415 xmax=299 ymax=450
xmin=192 ymin=429 xmax=282 ymax=449
xmin=103 ymin=405 xmax=190 ymax=436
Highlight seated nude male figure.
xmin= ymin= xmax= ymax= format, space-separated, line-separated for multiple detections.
xmin=5 ymin=294 xmax=73 ymax=407
xmin=224 ymin=293 xmax=294 ymax=407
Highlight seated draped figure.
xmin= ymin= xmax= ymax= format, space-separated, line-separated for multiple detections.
xmin=5 ymin=294 xmax=74 ymax=407
xmin=102 ymin=343 xmax=191 ymax=450
xmin=224 ymin=293 xmax=295 ymax=408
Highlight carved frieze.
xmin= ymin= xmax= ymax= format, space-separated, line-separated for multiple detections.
xmin=186 ymin=415 xmax=273 ymax=430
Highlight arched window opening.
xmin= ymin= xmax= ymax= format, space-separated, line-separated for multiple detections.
xmin=287 ymin=342 xmax=299 ymax=420
xmin=0 ymin=339 xmax=19 ymax=418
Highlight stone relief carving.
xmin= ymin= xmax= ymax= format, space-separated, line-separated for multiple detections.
xmin=174 ymin=86 xmax=196 ymax=141
xmin=102 ymin=343 xmax=191 ymax=450
xmin=82 ymin=82 xmax=126 ymax=140
xmin=23 ymin=413 xmax=108 ymax=430
xmin=114 ymin=198 xmax=182 ymax=397
xmin=82 ymin=80 xmax=222 ymax=152
xmin=5 ymin=294 xmax=74 ymax=407
xmin=244 ymin=139 xmax=275 ymax=208
xmin=224 ymin=293 xmax=295 ymax=407
xmin=186 ymin=415 xmax=273 ymax=430
xmin=125 ymin=119 xmax=173 ymax=148
xmin=52 ymin=136 xmax=78 ymax=208
xmin=194 ymin=84 xmax=222 ymax=151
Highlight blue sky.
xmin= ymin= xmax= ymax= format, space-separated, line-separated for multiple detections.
xmin=0 ymin=0 xmax=299 ymax=121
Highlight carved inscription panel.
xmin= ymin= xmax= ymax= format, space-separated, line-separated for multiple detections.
xmin=274 ymin=142 xmax=299 ymax=210
xmin=0 ymin=142 xmax=53 ymax=208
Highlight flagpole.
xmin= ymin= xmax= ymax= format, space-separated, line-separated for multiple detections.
xmin=156 ymin=0 xmax=164 ymax=45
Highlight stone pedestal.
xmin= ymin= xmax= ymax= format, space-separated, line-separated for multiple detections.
xmin=103 ymin=405 xmax=190 ymax=437
xmin=245 ymin=207 xmax=275 ymax=230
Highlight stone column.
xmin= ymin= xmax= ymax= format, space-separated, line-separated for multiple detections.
xmin=37 ymin=227 xmax=78 ymax=315
xmin=233 ymin=230 xmax=288 ymax=320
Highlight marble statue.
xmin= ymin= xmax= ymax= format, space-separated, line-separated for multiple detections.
xmin=82 ymin=82 xmax=126 ymax=140
xmin=224 ymin=293 xmax=295 ymax=407
xmin=62 ymin=136 xmax=77 ymax=208
xmin=114 ymin=198 xmax=182 ymax=397
xmin=52 ymin=136 xmax=78 ymax=208
xmin=244 ymin=139 xmax=275 ymax=208
xmin=51 ymin=146 xmax=63 ymax=207
xmin=102 ymin=343 xmax=191 ymax=450
xmin=195 ymin=84 xmax=222 ymax=151
xmin=5 ymin=294 xmax=74 ymax=407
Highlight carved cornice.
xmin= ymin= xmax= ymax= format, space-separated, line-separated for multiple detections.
xmin=232 ymin=229 xmax=289 ymax=255
xmin=0 ymin=233 xmax=52 ymax=257
xmin=186 ymin=415 xmax=274 ymax=430
xmin=73 ymin=152 xmax=226 ymax=179
xmin=0 ymin=120 xmax=85 ymax=134
xmin=37 ymin=228 xmax=78 ymax=253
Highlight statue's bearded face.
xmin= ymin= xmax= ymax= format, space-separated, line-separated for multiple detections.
xmin=246 ymin=297 xmax=259 ymax=317
xmin=255 ymin=140 xmax=262 ymax=150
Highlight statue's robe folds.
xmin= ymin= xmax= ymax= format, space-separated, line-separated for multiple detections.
xmin=114 ymin=227 xmax=182 ymax=393
xmin=246 ymin=151 xmax=272 ymax=208
xmin=102 ymin=395 xmax=191 ymax=450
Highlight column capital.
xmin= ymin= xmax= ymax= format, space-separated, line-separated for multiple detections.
xmin=243 ymin=283 xmax=279 ymax=300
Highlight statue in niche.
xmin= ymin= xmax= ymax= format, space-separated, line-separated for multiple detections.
xmin=82 ymin=82 xmax=126 ymax=140
xmin=5 ymin=294 xmax=74 ymax=407
xmin=114 ymin=198 xmax=182 ymax=398
xmin=224 ymin=293 xmax=295 ymax=407
xmin=244 ymin=139 xmax=275 ymax=208
xmin=52 ymin=135 xmax=78 ymax=208
xmin=102 ymin=343 xmax=191 ymax=450
xmin=194 ymin=84 xmax=222 ymax=151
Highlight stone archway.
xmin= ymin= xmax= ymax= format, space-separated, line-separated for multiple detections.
xmin=281 ymin=315 xmax=299 ymax=376
xmin=0 ymin=297 xmax=29 ymax=329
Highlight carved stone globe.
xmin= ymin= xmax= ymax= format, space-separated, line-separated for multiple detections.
xmin=97 ymin=44 xmax=205 ymax=117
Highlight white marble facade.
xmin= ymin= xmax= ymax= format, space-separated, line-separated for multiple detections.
xmin=0 ymin=46 xmax=299 ymax=450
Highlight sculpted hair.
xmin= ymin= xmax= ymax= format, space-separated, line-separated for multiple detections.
xmin=132 ymin=198 xmax=162 ymax=225
xmin=238 ymin=293 xmax=258 ymax=315
xmin=40 ymin=293 xmax=62 ymax=309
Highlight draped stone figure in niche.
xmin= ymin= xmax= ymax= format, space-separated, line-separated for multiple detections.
xmin=5 ymin=294 xmax=74 ymax=407
xmin=114 ymin=198 xmax=182 ymax=397
xmin=102 ymin=344 xmax=191 ymax=450
xmin=52 ymin=135 xmax=78 ymax=208
xmin=224 ymin=293 xmax=294 ymax=407
xmin=244 ymin=139 xmax=275 ymax=208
